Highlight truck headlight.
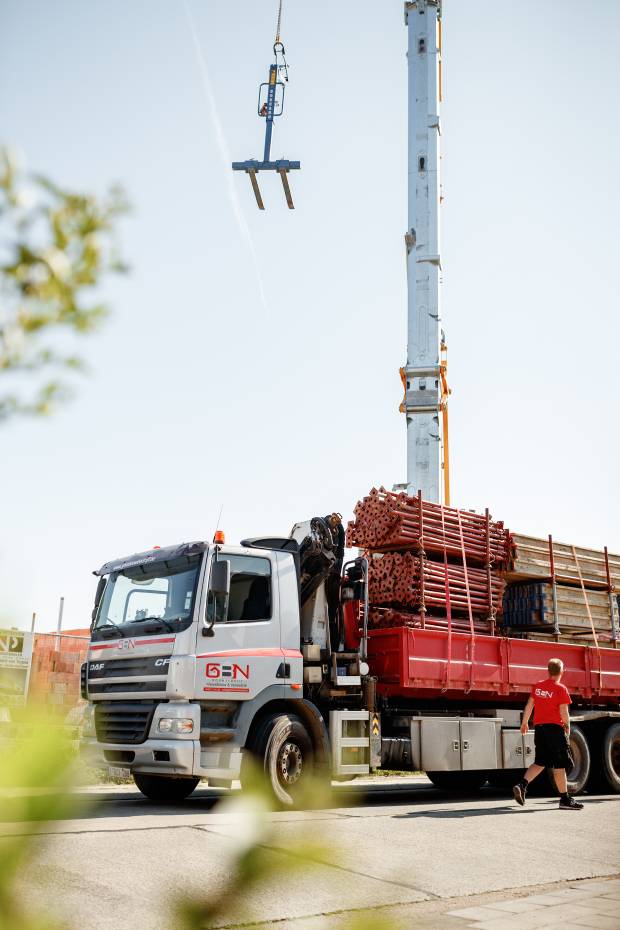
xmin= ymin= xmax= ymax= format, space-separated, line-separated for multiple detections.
xmin=158 ymin=717 xmax=194 ymax=734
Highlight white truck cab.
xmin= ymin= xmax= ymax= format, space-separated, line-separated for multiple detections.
xmin=82 ymin=522 xmax=367 ymax=803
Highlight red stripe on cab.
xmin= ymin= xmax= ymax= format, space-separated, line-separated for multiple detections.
xmin=90 ymin=636 xmax=176 ymax=651
xmin=196 ymin=648 xmax=302 ymax=659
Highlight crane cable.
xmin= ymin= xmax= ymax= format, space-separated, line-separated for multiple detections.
xmin=275 ymin=0 xmax=283 ymax=45
xmin=273 ymin=0 xmax=289 ymax=82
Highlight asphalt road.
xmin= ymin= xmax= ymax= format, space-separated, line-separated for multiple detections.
xmin=4 ymin=777 xmax=620 ymax=930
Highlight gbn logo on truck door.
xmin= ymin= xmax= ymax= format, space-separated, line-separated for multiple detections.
xmin=203 ymin=662 xmax=250 ymax=693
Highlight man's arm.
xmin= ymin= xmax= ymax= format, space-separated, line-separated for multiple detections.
xmin=559 ymin=703 xmax=570 ymax=734
xmin=521 ymin=696 xmax=534 ymax=734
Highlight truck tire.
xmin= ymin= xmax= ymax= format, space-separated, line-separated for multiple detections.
xmin=565 ymin=725 xmax=590 ymax=795
xmin=245 ymin=713 xmax=314 ymax=807
xmin=426 ymin=771 xmax=487 ymax=793
xmin=601 ymin=722 xmax=620 ymax=793
xmin=133 ymin=773 xmax=200 ymax=802
xmin=584 ymin=724 xmax=606 ymax=793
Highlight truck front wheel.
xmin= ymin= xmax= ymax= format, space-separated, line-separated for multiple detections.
xmin=133 ymin=773 xmax=200 ymax=802
xmin=245 ymin=713 xmax=314 ymax=807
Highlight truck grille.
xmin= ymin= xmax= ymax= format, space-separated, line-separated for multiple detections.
xmin=88 ymin=680 xmax=167 ymax=695
xmin=94 ymin=701 xmax=158 ymax=744
xmin=87 ymin=655 xmax=172 ymax=679
xmin=87 ymin=655 xmax=171 ymax=697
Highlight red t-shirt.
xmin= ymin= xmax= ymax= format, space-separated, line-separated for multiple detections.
xmin=531 ymin=678 xmax=571 ymax=726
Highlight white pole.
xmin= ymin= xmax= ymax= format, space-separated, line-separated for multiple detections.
xmin=55 ymin=596 xmax=64 ymax=650
xmin=402 ymin=0 xmax=443 ymax=502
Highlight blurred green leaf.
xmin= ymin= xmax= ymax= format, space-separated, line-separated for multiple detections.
xmin=172 ymin=759 xmax=392 ymax=930
xmin=0 ymin=722 xmax=398 ymax=930
xmin=0 ymin=145 xmax=129 ymax=423
xmin=0 ymin=706 xmax=93 ymax=930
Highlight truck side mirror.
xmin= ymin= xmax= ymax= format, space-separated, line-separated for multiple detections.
xmin=210 ymin=559 xmax=231 ymax=596
xmin=203 ymin=558 xmax=231 ymax=637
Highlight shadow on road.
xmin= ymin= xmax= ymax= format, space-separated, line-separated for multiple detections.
xmin=392 ymin=797 xmax=618 ymax=819
xmin=4 ymin=783 xmax=617 ymax=826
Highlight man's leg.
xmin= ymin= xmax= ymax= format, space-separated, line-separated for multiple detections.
xmin=524 ymin=763 xmax=545 ymax=784
xmin=552 ymin=768 xmax=567 ymax=794
xmin=553 ymin=768 xmax=584 ymax=809
xmin=513 ymin=763 xmax=544 ymax=805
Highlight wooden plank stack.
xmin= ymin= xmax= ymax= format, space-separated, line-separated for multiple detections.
xmin=502 ymin=536 xmax=620 ymax=645
xmin=508 ymin=535 xmax=620 ymax=589
xmin=348 ymin=488 xmax=512 ymax=632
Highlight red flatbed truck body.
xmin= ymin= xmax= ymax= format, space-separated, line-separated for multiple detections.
xmin=368 ymin=627 xmax=620 ymax=705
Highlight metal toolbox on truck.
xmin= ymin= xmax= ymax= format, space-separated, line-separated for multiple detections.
xmin=410 ymin=717 xmax=500 ymax=772
xmin=501 ymin=729 xmax=535 ymax=769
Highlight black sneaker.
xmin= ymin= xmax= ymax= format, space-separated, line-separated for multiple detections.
xmin=513 ymin=782 xmax=527 ymax=806
xmin=559 ymin=796 xmax=584 ymax=810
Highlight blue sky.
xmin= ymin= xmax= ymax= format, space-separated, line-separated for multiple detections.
xmin=1 ymin=0 xmax=619 ymax=632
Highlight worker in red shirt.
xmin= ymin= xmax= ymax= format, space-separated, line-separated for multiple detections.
xmin=513 ymin=658 xmax=584 ymax=810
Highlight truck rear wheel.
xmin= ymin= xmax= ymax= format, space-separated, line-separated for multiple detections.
xmin=543 ymin=725 xmax=590 ymax=795
xmin=565 ymin=725 xmax=590 ymax=794
xmin=601 ymin=722 xmax=620 ymax=793
xmin=133 ymin=773 xmax=200 ymax=802
xmin=426 ymin=771 xmax=487 ymax=793
xmin=245 ymin=713 xmax=314 ymax=807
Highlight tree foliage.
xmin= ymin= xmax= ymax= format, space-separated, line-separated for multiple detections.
xmin=0 ymin=147 xmax=128 ymax=421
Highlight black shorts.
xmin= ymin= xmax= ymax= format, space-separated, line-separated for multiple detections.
xmin=534 ymin=723 xmax=573 ymax=769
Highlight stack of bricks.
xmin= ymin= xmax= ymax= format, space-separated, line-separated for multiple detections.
xmin=28 ymin=630 xmax=90 ymax=716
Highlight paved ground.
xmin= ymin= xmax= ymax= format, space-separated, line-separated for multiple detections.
xmin=3 ymin=777 xmax=619 ymax=930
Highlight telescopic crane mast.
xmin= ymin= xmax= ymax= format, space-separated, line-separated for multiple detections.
xmin=399 ymin=0 xmax=450 ymax=505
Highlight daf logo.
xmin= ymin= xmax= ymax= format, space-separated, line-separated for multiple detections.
xmin=155 ymin=658 xmax=170 ymax=667
xmin=117 ymin=639 xmax=136 ymax=650
xmin=89 ymin=663 xmax=104 ymax=671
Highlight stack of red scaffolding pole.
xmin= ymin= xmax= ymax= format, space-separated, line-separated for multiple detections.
xmin=369 ymin=607 xmax=491 ymax=636
xmin=367 ymin=552 xmax=504 ymax=615
xmin=347 ymin=487 xmax=511 ymax=565
xmin=347 ymin=487 xmax=512 ymax=634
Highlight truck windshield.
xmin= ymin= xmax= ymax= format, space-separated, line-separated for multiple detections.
xmin=92 ymin=553 xmax=202 ymax=641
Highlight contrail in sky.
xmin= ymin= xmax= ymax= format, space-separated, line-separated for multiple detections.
xmin=183 ymin=1 xmax=268 ymax=312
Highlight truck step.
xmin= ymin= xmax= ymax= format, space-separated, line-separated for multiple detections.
xmin=330 ymin=710 xmax=370 ymax=776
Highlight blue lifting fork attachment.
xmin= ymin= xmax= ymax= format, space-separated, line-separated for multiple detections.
xmin=232 ymin=8 xmax=300 ymax=210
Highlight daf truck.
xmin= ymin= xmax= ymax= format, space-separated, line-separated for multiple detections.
xmin=81 ymin=517 xmax=620 ymax=804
